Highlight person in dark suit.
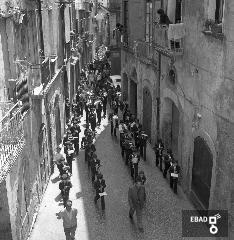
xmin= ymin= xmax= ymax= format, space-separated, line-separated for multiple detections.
xmin=139 ymin=132 xmax=148 ymax=161
xmin=101 ymin=93 xmax=107 ymax=118
xmin=73 ymin=125 xmax=81 ymax=155
xmin=157 ymin=9 xmax=172 ymax=26
xmin=108 ymin=112 xmax=114 ymax=136
xmin=90 ymin=155 xmax=100 ymax=183
xmin=154 ymin=139 xmax=164 ymax=169
xmin=128 ymin=176 xmax=145 ymax=232
xmin=163 ymin=149 xmax=173 ymax=178
xmin=169 ymin=160 xmax=180 ymax=194
xmin=138 ymin=171 xmax=146 ymax=185
xmin=89 ymin=110 xmax=97 ymax=132
xmin=59 ymin=174 xmax=72 ymax=207
xmin=94 ymin=174 xmax=106 ymax=210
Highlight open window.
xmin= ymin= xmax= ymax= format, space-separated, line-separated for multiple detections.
xmin=215 ymin=0 xmax=224 ymax=23
xmin=166 ymin=0 xmax=182 ymax=24
xmin=203 ymin=0 xmax=224 ymax=37
xmin=122 ymin=0 xmax=129 ymax=43
xmin=208 ymin=0 xmax=225 ymax=23
xmin=167 ymin=0 xmax=183 ymax=52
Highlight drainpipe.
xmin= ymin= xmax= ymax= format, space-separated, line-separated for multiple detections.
xmin=37 ymin=0 xmax=45 ymax=59
xmin=156 ymin=53 xmax=161 ymax=140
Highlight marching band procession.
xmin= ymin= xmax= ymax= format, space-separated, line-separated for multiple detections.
xmin=51 ymin=45 xmax=181 ymax=238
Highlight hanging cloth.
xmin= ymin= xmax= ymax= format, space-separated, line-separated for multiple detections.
xmin=168 ymin=23 xmax=185 ymax=40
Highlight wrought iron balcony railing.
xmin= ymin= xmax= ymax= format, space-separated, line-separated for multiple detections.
xmin=0 ymin=102 xmax=25 ymax=181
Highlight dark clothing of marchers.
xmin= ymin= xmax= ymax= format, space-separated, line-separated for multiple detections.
xmin=94 ymin=179 xmax=106 ymax=209
xmin=169 ymin=165 xmax=180 ymax=194
xmin=128 ymin=185 xmax=145 ymax=229
xmin=66 ymin=147 xmax=74 ymax=174
xmin=59 ymin=180 xmax=72 ymax=207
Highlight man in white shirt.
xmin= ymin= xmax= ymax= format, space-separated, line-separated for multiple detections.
xmin=54 ymin=146 xmax=65 ymax=176
xmin=57 ymin=200 xmax=78 ymax=240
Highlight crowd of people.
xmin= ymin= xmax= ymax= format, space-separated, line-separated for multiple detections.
xmin=154 ymin=140 xmax=181 ymax=194
xmin=53 ymin=45 xmax=181 ymax=237
xmin=54 ymin=47 xmax=115 ymax=239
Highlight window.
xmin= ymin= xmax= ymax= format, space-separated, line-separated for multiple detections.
xmin=167 ymin=0 xmax=182 ymax=24
xmin=145 ymin=0 xmax=152 ymax=42
xmin=175 ymin=0 xmax=182 ymax=23
xmin=208 ymin=0 xmax=224 ymax=23
xmin=123 ymin=0 xmax=128 ymax=43
xmin=123 ymin=1 xmax=128 ymax=31
xmin=215 ymin=0 xmax=224 ymax=23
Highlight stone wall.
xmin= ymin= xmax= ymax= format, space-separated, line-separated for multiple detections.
xmin=121 ymin=0 xmax=234 ymax=237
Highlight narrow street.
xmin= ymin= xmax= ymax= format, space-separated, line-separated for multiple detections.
xmin=28 ymin=111 xmax=211 ymax=240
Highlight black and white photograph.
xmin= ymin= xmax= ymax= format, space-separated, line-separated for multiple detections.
xmin=0 ymin=0 xmax=232 ymax=239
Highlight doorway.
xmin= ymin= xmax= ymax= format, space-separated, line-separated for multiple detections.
xmin=143 ymin=87 xmax=152 ymax=139
xmin=161 ymin=98 xmax=180 ymax=158
xmin=191 ymin=137 xmax=213 ymax=209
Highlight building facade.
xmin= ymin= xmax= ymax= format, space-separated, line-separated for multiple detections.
xmin=121 ymin=0 xmax=234 ymax=238
xmin=0 ymin=0 xmax=78 ymax=239
xmin=108 ymin=0 xmax=121 ymax=75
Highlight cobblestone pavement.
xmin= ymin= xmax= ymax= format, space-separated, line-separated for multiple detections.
xmin=28 ymin=110 xmax=212 ymax=240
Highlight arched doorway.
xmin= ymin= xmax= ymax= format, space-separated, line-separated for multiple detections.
xmin=122 ymin=73 xmax=128 ymax=101
xmin=143 ymin=87 xmax=152 ymax=139
xmin=191 ymin=137 xmax=213 ymax=209
xmin=130 ymin=80 xmax=137 ymax=117
xmin=161 ymin=98 xmax=180 ymax=158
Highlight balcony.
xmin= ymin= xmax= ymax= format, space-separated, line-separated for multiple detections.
xmin=153 ymin=23 xmax=184 ymax=58
xmin=0 ymin=102 xmax=25 ymax=182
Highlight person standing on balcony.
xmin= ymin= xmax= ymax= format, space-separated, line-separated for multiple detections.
xmin=157 ymin=9 xmax=172 ymax=26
